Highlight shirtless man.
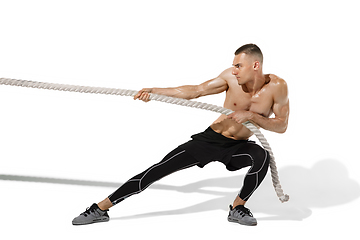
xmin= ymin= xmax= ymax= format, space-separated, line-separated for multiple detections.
xmin=72 ymin=44 xmax=289 ymax=226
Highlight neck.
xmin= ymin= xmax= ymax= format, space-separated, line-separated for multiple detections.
xmin=242 ymin=74 xmax=267 ymax=95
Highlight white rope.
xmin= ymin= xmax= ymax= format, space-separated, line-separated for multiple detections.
xmin=0 ymin=77 xmax=289 ymax=202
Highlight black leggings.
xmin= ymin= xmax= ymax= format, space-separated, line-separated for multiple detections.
xmin=108 ymin=142 xmax=270 ymax=205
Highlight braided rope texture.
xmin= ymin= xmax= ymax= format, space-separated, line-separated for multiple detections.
xmin=0 ymin=77 xmax=289 ymax=202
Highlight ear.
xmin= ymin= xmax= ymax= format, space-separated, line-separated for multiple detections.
xmin=253 ymin=61 xmax=260 ymax=70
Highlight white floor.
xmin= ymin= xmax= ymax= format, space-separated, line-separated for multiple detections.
xmin=1 ymin=157 xmax=359 ymax=239
xmin=1 ymin=1 xmax=359 ymax=239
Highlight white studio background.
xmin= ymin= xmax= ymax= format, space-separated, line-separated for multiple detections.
xmin=0 ymin=0 xmax=359 ymax=239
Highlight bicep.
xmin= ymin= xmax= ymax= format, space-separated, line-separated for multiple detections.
xmin=273 ymin=99 xmax=289 ymax=122
xmin=272 ymin=81 xmax=290 ymax=123
xmin=196 ymin=68 xmax=231 ymax=97
xmin=197 ymin=78 xmax=228 ymax=97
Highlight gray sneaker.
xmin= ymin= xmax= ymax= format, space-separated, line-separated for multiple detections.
xmin=72 ymin=203 xmax=109 ymax=225
xmin=227 ymin=205 xmax=257 ymax=226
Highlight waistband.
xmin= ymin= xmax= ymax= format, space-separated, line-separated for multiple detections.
xmin=191 ymin=127 xmax=249 ymax=147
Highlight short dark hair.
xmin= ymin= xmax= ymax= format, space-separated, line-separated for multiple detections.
xmin=234 ymin=44 xmax=263 ymax=63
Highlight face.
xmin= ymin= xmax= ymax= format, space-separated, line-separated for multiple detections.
xmin=232 ymin=53 xmax=259 ymax=85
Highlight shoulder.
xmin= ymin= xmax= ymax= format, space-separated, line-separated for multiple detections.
xmin=269 ymin=74 xmax=287 ymax=92
xmin=218 ymin=67 xmax=236 ymax=81
xmin=268 ymin=74 xmax=288 ymax=101
xmin=216 ymin=67 xmax=238 ymax=89
xmin=269 ymin=74 xmax=287 ymax=86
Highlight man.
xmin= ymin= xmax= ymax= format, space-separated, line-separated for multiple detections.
xmin=72 ymin=44 xmax=289 ymax=226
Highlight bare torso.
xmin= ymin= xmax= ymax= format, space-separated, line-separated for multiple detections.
xmin=211 ymin=74 xmax=278 ymax=140
xmin=134 ymin=66 xmax=288 ymax=140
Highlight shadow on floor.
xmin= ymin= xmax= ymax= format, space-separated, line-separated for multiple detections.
xmin=1 ymin=159 xmax=359 ymax=221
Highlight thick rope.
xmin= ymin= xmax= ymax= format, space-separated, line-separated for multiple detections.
xmin=0 ymin=77 xmax=289 ymax=202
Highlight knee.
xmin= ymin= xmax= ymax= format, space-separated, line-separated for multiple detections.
xmin=249 ymin=145 xmax=270 ymax=171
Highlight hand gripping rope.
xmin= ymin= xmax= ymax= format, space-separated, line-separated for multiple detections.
xmin=0 ymin=77 xmax=289 ymax=202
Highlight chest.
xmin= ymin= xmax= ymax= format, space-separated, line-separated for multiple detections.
xmin=225 ymin=85 xmax=274 ymax=117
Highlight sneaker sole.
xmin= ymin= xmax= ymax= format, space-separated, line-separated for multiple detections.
xmin=72 ymin=217 xmax=110 ymax=226
xmin=228 ymin=216 xmax=257 ymax=226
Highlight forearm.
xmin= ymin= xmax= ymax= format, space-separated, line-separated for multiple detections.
xmin=249 ymin=112 xmax=288 ymax=133
xmin=151 ymin=85 xmax=201 ymax=100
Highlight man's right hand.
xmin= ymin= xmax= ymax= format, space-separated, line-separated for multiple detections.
xmin=134 ymin=88 xmax=153 ymax=102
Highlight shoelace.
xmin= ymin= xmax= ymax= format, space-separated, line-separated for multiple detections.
xmin=235 ymin=206 xmax=253 ymax=217
xmin=82 ymin=207 xmax=95 ymax=217
xmin=242 ymin=207 xmax=253 ymax=217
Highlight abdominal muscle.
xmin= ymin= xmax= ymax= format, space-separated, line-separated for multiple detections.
xmin=210 ymin=115 xmax=253 ymax=140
